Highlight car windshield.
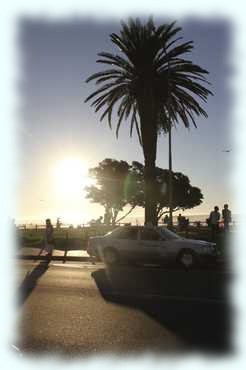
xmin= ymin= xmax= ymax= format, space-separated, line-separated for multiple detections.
xmin=158 ymin=227 xmax=181 ymax=240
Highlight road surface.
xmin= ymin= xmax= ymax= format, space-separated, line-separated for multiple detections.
xmin=16 ymin=260 xmax=232 ymax=356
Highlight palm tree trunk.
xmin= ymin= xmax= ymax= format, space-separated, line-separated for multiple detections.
xmin=138 ymin=95 xmax=158 ymax=226
xmin=144 ymin=157 xmax=157 ymax=226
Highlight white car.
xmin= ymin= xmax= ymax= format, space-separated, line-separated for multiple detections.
xmin=87 ymin=226 xmax=219 ymax=268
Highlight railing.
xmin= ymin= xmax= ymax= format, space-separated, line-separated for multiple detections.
xmin=16 ymin=220 xmax=210 ymax=232
xmin=17 ymin=223 xmax=128 ymax=233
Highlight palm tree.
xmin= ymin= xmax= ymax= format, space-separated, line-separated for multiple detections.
xmin=85 ymin=17 xmax=212 ymax=226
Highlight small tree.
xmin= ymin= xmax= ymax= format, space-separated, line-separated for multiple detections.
xmin=85 ymin=159 xmax=203 ymax=224
xmin=85 ymin=158 xmax=140 ymax=225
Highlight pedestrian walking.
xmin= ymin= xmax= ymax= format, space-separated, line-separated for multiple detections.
xmin=208 ymin=206 xmax=220 ymax=241
xmin=45 ymin=219 xmax=54 ymax=256
xmin=222 ymin=204 xmax=232 ymax=231
xmin=39 ymin=219 xmax=54 ymax=257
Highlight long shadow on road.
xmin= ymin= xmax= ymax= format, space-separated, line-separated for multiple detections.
xmin=92 ymin=266 xmax=232 ymax=354
xmin=19 ymin=260 xmax=50 ymax=306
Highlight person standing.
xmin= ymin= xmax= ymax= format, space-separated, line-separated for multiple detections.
xmin=222 ymin=204 xmax=232 ymax=231
xmin=163 ymin=214 xmax=169 ymax=225
xmin=209 ymin=206 xmax=220 ymax=241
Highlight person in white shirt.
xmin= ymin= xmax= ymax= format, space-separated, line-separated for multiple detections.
xmin=209 ymin=206 xmax=220 ymax=241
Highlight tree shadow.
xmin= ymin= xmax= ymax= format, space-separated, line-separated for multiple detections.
xmin=92 ymin=267 xmax=232 ymax=354
xmin=19 ymin=260 xmax=50 ymax=306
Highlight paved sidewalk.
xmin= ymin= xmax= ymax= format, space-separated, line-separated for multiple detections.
xmin=17 ymin=247 xmax=91 ymax=262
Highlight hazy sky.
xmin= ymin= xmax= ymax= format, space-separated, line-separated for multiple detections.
xmin=17 ymin=17 xmax=232 ymax=224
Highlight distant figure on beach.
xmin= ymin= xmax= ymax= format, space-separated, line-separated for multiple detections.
xmin=209 ymin=206 xmax=220 ymax=240
xmin=222 ymin=204 xmax=232 ymax=231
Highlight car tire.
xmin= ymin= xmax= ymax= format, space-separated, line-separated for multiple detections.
xmin=103 ymin=248 xmax=119 ymax=265
xmin=177 ymin=249 xmax=197 ymax=269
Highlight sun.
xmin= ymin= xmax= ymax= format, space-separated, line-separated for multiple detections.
xmin=53 ymin=157 xmax=92 ymax=199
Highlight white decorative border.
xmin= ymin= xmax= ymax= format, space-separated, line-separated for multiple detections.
xmin=0 ymin=0 xmax=245 ymax=369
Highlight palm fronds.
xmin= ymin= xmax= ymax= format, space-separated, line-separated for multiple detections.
xmin=85 ymin=17 xmax=212 ymax=139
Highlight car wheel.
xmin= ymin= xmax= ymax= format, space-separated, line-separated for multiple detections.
xmin=103 ymin=248 xmax=119 ymax=265
xmin=178 ymin=250 xmax=196 ymax=269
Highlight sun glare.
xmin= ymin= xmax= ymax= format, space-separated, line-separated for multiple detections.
xmin=54 ymin=157 xmax=92 ymax=199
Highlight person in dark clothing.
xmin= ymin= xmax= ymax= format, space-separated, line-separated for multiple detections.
xmin=45 ymin=219 xmax=54 ymax=256
xmin=177 ymin=214 xmax=182 ymax=229
xmin=39 ymin=219 xmax=54 ymax=257
xmin=222 ymin=204 xmax=232 ymax=231
xmin=163 ymin=214 xmax=169 ymax=225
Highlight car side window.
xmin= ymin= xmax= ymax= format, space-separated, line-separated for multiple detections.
xmin=117 ymin=228 xmax=139 ymax=240
xmin=141 ymin=228 xmax=161 ymax=241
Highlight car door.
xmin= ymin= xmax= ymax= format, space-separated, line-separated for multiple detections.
xmin=137 ymin=228 xmax=163 ymax=263
xmin=158 ymin=227 xmax=181 ymax=263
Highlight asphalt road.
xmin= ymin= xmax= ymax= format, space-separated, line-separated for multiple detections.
xmin=16 ymin=260 xmax=232 ymax=357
